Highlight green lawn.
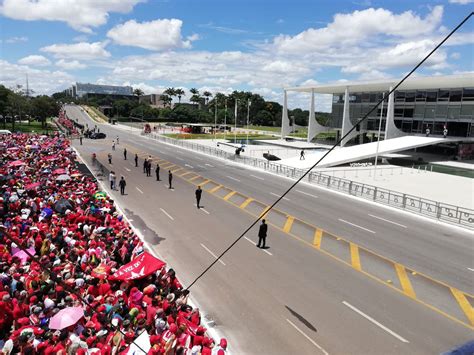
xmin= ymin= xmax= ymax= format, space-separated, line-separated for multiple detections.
xmin=247 ymin=125 xmax=281 ymax=132
xmin=163 ymin=133 xmax=275 ymax=140
xmin=4 ymin=120 xmax=58 ymax=133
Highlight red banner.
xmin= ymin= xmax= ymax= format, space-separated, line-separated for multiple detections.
xmin=110 ymin=252 xmax=166 ymax=281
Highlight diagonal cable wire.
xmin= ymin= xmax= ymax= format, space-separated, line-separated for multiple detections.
xmin=186 ymin=11 xmax=473 ymax=290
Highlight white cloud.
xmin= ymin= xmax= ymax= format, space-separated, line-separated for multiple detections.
xmin=107 ymin=19 xmax=195 ymax=50
xmin=0 ymin=0 xmax=144 ymax=33
xmin=0 ymin=60 xmax=73 ymax=94
xmin=271 ymin=6 xmax=443 ymax=53
xmin=18 ymin=55 xmax=51 ymax=67
xmin=55 ymin=59 xmax=87 ymax=70
xmin=449 ymin=0 xmax=473 ymax=4
xmin=5 ymin=36 xmax=28 ymax=43
xmin=41 ymin=42 xmax=110 ymax=60
xmin=450 ymin=52 xmax=461 ymax=59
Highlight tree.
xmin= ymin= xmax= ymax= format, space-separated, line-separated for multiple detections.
xmin=164 ymin=88 xmax=176 ymax=106
xmin=7 ymin=91 xmax=29 ymax=131
xmin=189 ymin=88 xmax=200 ymax=108
xmin=31 ymin=95 xmax=59 ymax=128
xmin=133 ymin=88 xmax=144 ymax=97
xmin=161 ymin=94 xmax=173 ymax=108
xmin=175 ymin=88 xmax=185 ymax=103
xmin=202 ymin=91 xmax=212 ymax=105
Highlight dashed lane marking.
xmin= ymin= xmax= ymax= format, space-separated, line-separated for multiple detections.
xmin=200 ymin=243 xmax=225 ymax=265
xmin=136 ymin=187 xmax=144 ymax=194
xmin=185 ymin=164 xmax=194 ymax=169
xmin=286 ymin=319 xmax=329 ymax=354
xmin=250 ymin=174 xmax=265 ymax=180
xmin=338 ymin=219 xmax=376 ymax=234
xmin=342 ymin=301 xmax=409 ymax=343
xmin=270 ymin=192 xmax=290 ymax=201
xmin=124 ymin=167 xmax=131 ymax=172
xmin=205 ymin=164 xmax=214 ymax=167
xmin=468 ymin=268 xmax=474 ymax=272
xmin=226 ymin=175 xmax=241 ymax=182
xmin=368 ymin=214 xmax=407 ymax=228
xmin=160 ymin=208 xmax=174 ymax=220
xmin=296 ymin=189 xmax=318 ymax=198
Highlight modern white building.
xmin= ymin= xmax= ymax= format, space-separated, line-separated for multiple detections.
xmin=282 ymin=74 xmax=474 ymax=145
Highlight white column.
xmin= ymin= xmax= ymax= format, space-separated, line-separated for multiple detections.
xmin=341 ymin=87 xmax=357 ymax=147
xmin=281 ymin=90 xmax=291 ymax=138
xmin=384 ymin=86 xmax=405 ymax=139
xmin=307 ymin=89 xmax=325 ymax=143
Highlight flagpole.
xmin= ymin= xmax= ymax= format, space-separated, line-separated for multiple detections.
xmin=224 ymin=99 xmax=227 ymax=141
xmin=234 ymin=99 xmax=238 ymax=144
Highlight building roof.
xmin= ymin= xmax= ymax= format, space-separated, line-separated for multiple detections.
xmin=285 ymin=74 xmax=474 ymax=94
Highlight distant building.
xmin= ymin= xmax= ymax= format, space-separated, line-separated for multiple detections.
xmin=65 ymin=82 xmax=133 ymax=99
xmin=139 ymin=94 xmax=167 ymax=108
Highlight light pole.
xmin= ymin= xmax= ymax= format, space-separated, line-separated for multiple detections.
xmin=214 ymin=97 xmax=217 ymax=142
xmin=224 ymin=99 xmax=227 ymax=141
xmin=234 ymin=99 xmax=239 ymax=144
xmin=374 ymin=92 xmax=385 ymax=178
xmin=246 ymin=99 xmax=251 ymax=145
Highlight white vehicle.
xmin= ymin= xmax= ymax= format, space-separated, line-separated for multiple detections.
xmin=0 ymin=130 xmax=12 ymax=135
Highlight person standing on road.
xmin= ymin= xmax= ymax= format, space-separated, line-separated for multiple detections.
xmin=300 ymin=150 xmax=305 ymax=160
xmin=168 ymin=170 xmax=173 ymax=189
xmin=116 ymin=136 xmax=120 ymax=144
xmin=155 ymin=164 xmax=160 ymax=181
xmin=195 ymin=186 xmax=202 ymax=209
xmin=147 ymin=160 xmax=152 ymax=177
xmin=256 ymin=219 xmax=268 ymax=248
xmin=135 ymin=154 xmax=138 ymax=167
xmin=443 ymin=126 xmax=448 ymax=138
xmin=108 ymin=153 xmax=112 ymax=164
xmin=143 ymin=158 xmax=148 ymax=174
xmin=79 ymin=135 xmax=83 ymax=145
xmin=109 ymin=171 xmax=115 ymax=190
xmin=123 ymin=148 xmax=127 ymax=160
xmin=112 ymin=140 xmax=116 ymax=151
xmin=119 ymin=176 xmax=126 ymax=195
xmin=112 ymin=173 xmax=117 ymax=191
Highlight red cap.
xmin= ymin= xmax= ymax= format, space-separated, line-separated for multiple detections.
xmin=219 ymin=338 xmax=227 ymax=349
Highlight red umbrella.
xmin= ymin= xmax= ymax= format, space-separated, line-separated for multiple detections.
xmin=25 ymin=182 xmax=41 ymax=190
xmin=8 ymin=160 xmax=25 ymax=167
xmin=53 ymin=168 xmax=66 ymax=175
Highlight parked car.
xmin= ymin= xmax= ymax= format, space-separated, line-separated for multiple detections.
xmin=90 ymin=132 xmax=106 ymax=139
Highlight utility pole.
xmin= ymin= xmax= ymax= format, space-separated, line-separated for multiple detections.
xmin=214 ymin=97 xmax=217 ymax=142
xmin=224 ymin=99 xmax=227 ymax=141
xmin=374 ymin=92 xmax=385 ymax=178
xmin=246 ymin=99 xmax=251 ymax=145
xmin=234 ymin=99 xmax=239 ymax=143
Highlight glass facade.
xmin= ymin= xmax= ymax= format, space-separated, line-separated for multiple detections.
xmin=330 ymin=88 xmax=474 ymax=137
xmin=75 ymin=83 xmax=133 ymax=98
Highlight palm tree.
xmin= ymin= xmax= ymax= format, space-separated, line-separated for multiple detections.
xmin=133 ymin=88 xmax=144 ymax=97
xmin=175 ymin=88 xmax=185 ymax=103
xmin=161 ymin=94 xmax=172 ymax=108
xmin=164 ymin=88 xmax=176 ymax=106
xmin=203 ymin=91 xmax=212 ymax=105
xmin=189 ymin=88 xmax=200 ymax=108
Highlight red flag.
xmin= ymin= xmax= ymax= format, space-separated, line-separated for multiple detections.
xmin=110 ymin=252 xmax=165 ymax=281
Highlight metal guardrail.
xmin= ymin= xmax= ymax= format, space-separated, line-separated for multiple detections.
xmin=139 ymin=131 xmax=473 ymax=229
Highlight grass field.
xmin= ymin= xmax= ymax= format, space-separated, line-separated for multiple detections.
xmin=247 ymin=125 xmax=281 ymax=132
xmin=82 ymin=105 xmax=109 ymax=123
xmin=163 ymin=133 xmax=275 ymax=140
xmin=3 ymin=120 xmax=58 ymax=134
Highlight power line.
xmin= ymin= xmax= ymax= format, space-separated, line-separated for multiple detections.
xmin=185 ymin=11 xmax=473 ymax=290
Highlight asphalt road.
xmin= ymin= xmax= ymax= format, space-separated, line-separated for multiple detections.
xmin=66 ymin=105 xmax=474 ymax=354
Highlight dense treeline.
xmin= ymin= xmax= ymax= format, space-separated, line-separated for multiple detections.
xmin=53 ymin=87 xmax=331 ymax=127
xmin=0 ymin=85 xmax=60 ymax=130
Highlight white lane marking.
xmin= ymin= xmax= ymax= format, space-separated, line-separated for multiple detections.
xmin=128 ymin=219 xmax=134 ymax=222
xmin=205 ymin=164 xmax=214 ymax=167
xmin=368 ymin=214 xmax=407 ymax=228
xmin=200 ymin=243 xmax=225 ymax=265
xmin=124 ymin=167 xmax=131 ymax=172
xmin=296 ymin=189 xmax=318 ymax=198
xmin=244 ymin=237 xmax=272 ymax=255
xmin=176 ymin=157 xmax=184 ymax=161
xmin=270 ymin=192 xmax=290 ymax=201
xmin=195 ymin=205 xmax=210 ymax=214
xmin=185 ymin=164 xmax=194 ymax=168
xmin=244 ymin=236 xmax=254 ymax=244
xmin=226 ymin=175 xmax=241 ymax=182
xmin=286 ymin=319 xmax=329 ymax=354
xmin=262 ymin=248 xmax=273 ymax=256
xmin=468 ymin=268 xmax=474 ymax=272
xmin=342 ymin=301 xmax=409 ymax=343
xmin=136 ymin=187 xmax=144 ymax=194
xmin=338 ymin=218 xmax=376 ymax=234
xmin=250 ymin=174 xmax=264 ymax=180
xmin=160 ymin=208 xmax=174 ymax=220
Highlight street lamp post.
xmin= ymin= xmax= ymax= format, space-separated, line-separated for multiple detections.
xmin=224 ymin=99 xmax=227 ymax=141
xmin=374 ymin=92 xmax=385 ymax=178
xmin=214 ymin=98 xmax=217 ymax=142
xmin=234 ymin=99 xmax=239 ymax=144
xmin=246 ymin=99 xmax=251 ymax=145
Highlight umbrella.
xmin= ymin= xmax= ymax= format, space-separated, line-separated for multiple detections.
xmin=56 ymin=174 xmax=71 ymax=181
xmin=53 ymin=168 xmax=66 ymax=175
xmin=54 ymin=198 xmax=74 ymax=214
xmin=39 ymin=207 xmax=53 ymax=221
xmin=12 ymin=247 xmax=36 ymax=264
xmin=25 ymin=182 xmax=41 ymax=190
xmin=8 ymin=160 xmax=25 ymax=167
xmin=49 ymin=307 xmax=84 ymax=330
xmin=94 ymin=191 xmax=107 ymax=200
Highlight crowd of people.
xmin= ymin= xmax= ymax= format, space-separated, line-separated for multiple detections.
xmin=0 ymin=133 xmax=228 ymax=354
